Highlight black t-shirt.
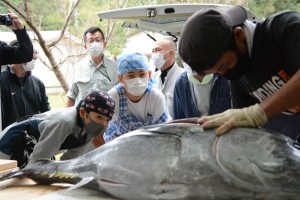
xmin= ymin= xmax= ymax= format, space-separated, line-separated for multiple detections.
xmin=231 ymin=11 xmax=300 ymax=114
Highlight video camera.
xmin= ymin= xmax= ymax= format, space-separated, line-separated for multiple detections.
xmin=0 ymin=14 xmax=12 ymax=26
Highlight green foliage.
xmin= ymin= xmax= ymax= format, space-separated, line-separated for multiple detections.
xmin=247 ymin=0 xmax=300 ymax=18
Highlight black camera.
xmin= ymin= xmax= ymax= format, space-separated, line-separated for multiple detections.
xmin=0 ymin=14 xmax=12 ymax=26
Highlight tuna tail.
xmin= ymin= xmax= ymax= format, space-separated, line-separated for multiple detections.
xmin=0 ymin=159 xmax=98 ymax=191
xmin=0 ymin=159 xmax=80 ymax=185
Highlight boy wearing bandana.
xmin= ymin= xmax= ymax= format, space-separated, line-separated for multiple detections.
xmin=0 ymin=90 xmax=115 ymax=168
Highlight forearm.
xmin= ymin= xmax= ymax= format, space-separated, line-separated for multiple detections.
xmin=13 ymin=28 xmax=33 ymax=63
xmin=66 ymin=97 xmax=75 ymax=107
xmin=66 ymin=85 xmax=78 ymax=107
xmin=260 ymin=69 xmax=300 ymax=118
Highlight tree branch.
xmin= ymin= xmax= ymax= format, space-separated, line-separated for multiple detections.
xmin=47 ymin=0 xmax=81 ymax=47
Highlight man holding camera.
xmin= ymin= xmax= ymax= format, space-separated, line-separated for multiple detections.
xmin=0 ymin=10 xmax=33 ymax=131
xmin=0 ymin=10 xmax=33 ymax=66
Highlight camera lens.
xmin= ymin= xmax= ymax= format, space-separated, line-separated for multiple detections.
xmin=0 ymin=14 xmax=12 ymax=26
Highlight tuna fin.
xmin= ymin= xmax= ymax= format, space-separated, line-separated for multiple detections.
xmin=0 ymin=168 xmax=24 ymax=182
xmin=65 ymin=172 xmax=97 ymax=191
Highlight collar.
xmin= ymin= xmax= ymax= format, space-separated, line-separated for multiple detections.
xmin=161 ymin=62 xmax=174 ymax=77
xmin=89 ymin=56 xmax=106 ymax=68
xmin=7 ymin=65 xmax=31 ymax=77
xmin=243 ymin=20 xmax=256 ymax=57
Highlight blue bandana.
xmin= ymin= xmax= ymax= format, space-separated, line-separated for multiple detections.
xmin=117 ymin=52 xmax=149 ymax=75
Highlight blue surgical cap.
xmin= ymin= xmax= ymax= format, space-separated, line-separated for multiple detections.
xmin=117 ymin=52 xmax=150 ymax=75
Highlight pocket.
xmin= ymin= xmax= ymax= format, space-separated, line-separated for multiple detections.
xmin=76 ymin=81 xmax=93 ymax=99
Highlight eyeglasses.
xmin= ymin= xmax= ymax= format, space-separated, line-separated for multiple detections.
xmin=86 ymin=37 xmax=104 ymax=44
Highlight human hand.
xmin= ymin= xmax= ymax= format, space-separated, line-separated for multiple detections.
xmin=7 ymin=10 xmax=24 ymax=30
xmin=198 ymin=104 xmax=268 ymax=136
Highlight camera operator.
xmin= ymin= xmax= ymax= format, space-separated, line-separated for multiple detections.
xmin=0 ymin=10 xmax=33 ymax=66
xmin=0 ymin=11 xmax=33 ymax=131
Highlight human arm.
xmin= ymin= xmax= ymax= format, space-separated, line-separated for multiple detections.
xmin=260 ymin=69 xmax=300 ymax=117
xmin=66 ymin=83 xmax=78 ymax=107
xmin=152 ymin=90 xmax=172 ymax=124
xmin=39 ymin=81 xmax=51 ymax=112
xmin=199 ymin=69 xmax=300 ymax=135
xmin=1 ymin=11 xmax=33 ymax=65
xmin=66 ymin=97 xmax=75 ymax=107
xmin=29 ymin=119 xmax=69 ymax=162
xmin=66 ymin=72 xmax=79 ymax=107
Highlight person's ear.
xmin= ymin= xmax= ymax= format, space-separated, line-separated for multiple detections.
xmin=79 ymin=107 xmax=87 ymax=119
xmin=170 ymin=50 xmax=175 ymax=56
xmin=118 ymin=74 xmax=124 ymax=84
xmin=233 ymin=27 xmax=247 ymax=53
xmin=83 ymin=43 xmax=88 ymax=50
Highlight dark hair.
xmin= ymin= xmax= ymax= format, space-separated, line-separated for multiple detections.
xmin=179 ymin=6 xmax=247 ymax=74
xmin=83 ymin=27 xmax=105 ymax=43
xmin=191 ymin=31 xmax=239 ymax=75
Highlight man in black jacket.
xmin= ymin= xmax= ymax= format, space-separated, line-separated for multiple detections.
xmin=0 ymin=10 xmax=33 ymax=130
xmin=1 ymin=40 xmax=50 ymax=129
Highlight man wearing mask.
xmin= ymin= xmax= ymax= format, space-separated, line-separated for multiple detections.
xmin=179 ymin=5 xmax=300 ymax=141
xmin=0 ymin=90 xmax=115 ymax=168
xmin=66 ymin=26 xmax=118 ymax=107
xmin=173 ymin=63 xmax=231 ymax=120
xmin=1 ymin=40 xmax=50 ymax=130
xmin=151 ymin=37 xmax=184 ymax=118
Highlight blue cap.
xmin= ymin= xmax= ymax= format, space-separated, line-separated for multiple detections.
xmin=117 ymin=52 xmax=149 ymax=75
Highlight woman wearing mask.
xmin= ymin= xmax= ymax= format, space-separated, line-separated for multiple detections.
xmin=1 ymin=40 xmax=50 ymax=130
xmin=103 ymin=52 xmax=172 ymax=143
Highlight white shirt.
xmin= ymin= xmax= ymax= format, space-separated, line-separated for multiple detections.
xmin=108 ymin=87 xmax=172 ymax=123
xmin=152 ymin=63 xmax=184 ymax=118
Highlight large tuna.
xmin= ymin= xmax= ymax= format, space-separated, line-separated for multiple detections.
xmin=1 ymin=119 xmax=300 ymax=199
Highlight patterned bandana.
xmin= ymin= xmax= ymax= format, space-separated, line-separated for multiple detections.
xmin=117 ymin=52 xmax=150 ymax=75
xmin=81 ymin=90 xmax=115 ymax=118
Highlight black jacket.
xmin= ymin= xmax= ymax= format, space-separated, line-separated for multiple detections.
xmin=1 ymin=66 xmax=50 ymax=129
xmin=0 ymin=28 xmax=33 ymax=66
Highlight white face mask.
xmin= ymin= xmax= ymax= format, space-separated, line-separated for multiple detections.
xmin=187 ymin=74 xmax=213 ymax=85
xmin=87 ymin=42 xmax=104 ymax=57
xmin=151 ymin=50 xmax=170 ymax=69
xmin=22 ymin=60 xmax=36 ymax=71
xmin=183 ymin=62 xmax=213 ymax=85
xmin=125 ymin=77 xmax=148 ymax=96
